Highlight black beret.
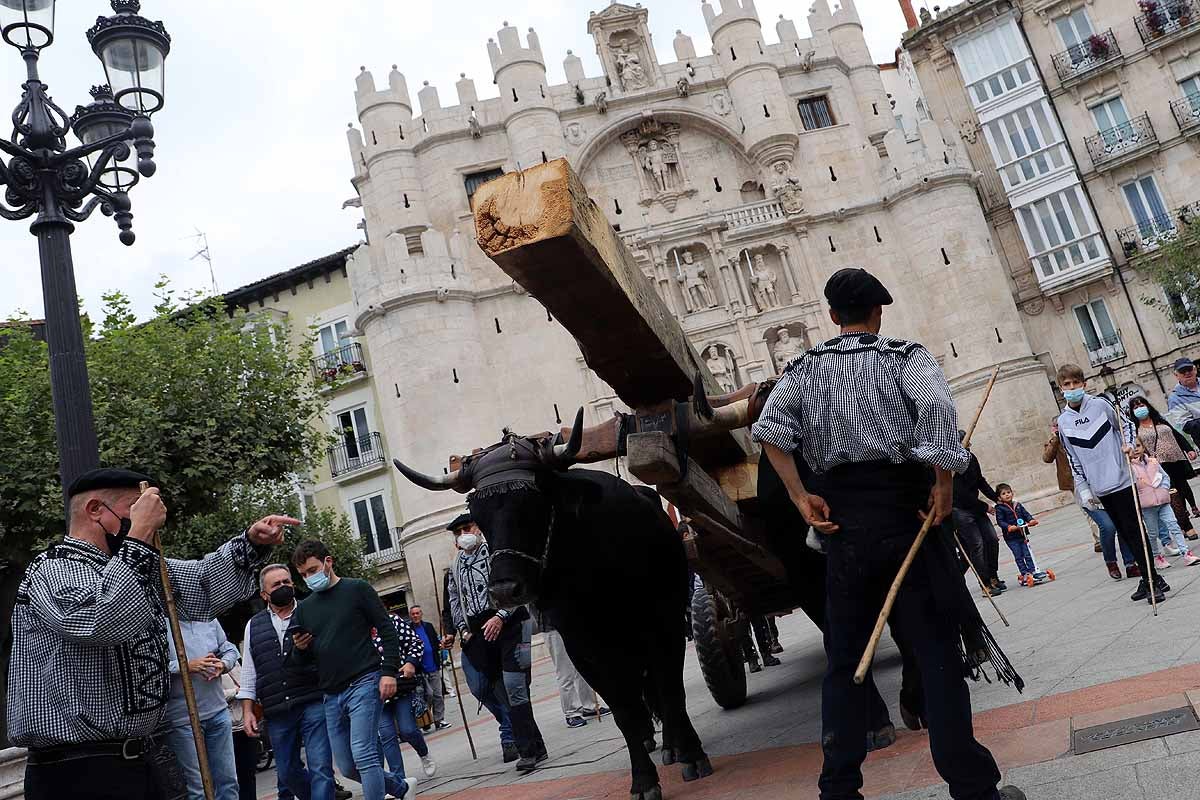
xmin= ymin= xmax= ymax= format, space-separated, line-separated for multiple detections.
xmin=67 ymin=467 xmax=153 ymax=499
xmin=824 ymin=268 xmax=893 ymax=308
xmin=446 ymin=513 xmax=474 ymax=532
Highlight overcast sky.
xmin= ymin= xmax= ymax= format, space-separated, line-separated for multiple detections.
xmin=0 ymin=0 xmax=910 ymax=322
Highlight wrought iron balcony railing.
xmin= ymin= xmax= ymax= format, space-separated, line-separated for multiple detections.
xmin=313 ymin=342 xmax=367 ymax=383
xmin=328 ymin=432 xmax=385 ymax=479
xmin=1116 ymin=201 xmax=1200 ymax=256
xmin=1052 ymin=30 xmax=1122 ymax=84
xmin=1135 ymin=0 xmax=1200 ymax=45
xmin=1085 ymin=113 xmax=1157 ymax=170
xmin=1086 ymin=334 xmax=1126 ymax=367
xmin=1171 ymin=92 xmax=1200 ymax=133
xmin=1176 ymin=316 xmax=1200 ymax=338
xmin=365 ymin=529 xmax=405 ymax=564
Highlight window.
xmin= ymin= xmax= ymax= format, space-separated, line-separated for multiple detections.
xmin=1122 ymin=175 xmax=1173 ymax=244
xmin=954 ymin=21 xmax=1035 ymax=105
xmin=982 ymin=99 xmax=1069 ymax=189
xmin=1090 ymin=96 xmax=1131 ymax=146
xmin=318 ymin=320 xmax=350 ymax=355
xmin=352 ymin=493 xmax=394 ymax=554
xmin=1181 ymin=75 xmax=1200 ymax=112
xmin=1015 ymin=184 xmax=1104 ymax=280
xmin=1055 ymin=7 xmax=1095 ymax=51
xmin=335 ymin=407 xmax=374 ymax=461
xmin=1073 ymin=299 xmax=1121 ymax=361
xmin=797 ymin=96 xmax=835 ymax=130
xmin=464 ymin=168 xmax=504 ymax=202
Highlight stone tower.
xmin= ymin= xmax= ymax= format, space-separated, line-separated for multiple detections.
xmin=489 ymin=22 xmax=563 ymax=170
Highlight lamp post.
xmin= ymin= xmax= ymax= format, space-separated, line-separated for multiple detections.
xmin=0 ymin=0 xmax=170 ymax=492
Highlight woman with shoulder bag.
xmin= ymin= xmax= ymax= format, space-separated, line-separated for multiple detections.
xmin=373 ymin=616 xmax=438 ymax=779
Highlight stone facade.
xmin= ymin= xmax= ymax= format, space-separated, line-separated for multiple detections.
xmin=903 ymin=0 xmax=1200 ymax=420
xmin=344 ymin=0 xmax=1061 ymax=618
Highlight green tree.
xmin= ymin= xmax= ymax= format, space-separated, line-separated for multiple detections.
xmin=1136 ymin=215 xmax=1200 ymax=325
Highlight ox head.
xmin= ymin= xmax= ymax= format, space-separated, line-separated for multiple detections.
xmin=393 ymin=407 xmax=585 ymax=608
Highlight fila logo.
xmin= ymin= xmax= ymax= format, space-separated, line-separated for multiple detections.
xmin=1074 ymin=417 xmax=1091 ymax=425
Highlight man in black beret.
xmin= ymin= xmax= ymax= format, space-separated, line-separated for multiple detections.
xmin=752 ymin=268 xmax=1027 ymax=800
xmin=8 ymin=467 xmax=300 ymax=800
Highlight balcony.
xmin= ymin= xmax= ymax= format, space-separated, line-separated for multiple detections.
xmin=1086 ymin=334 xmax=1126 ymax=367
xmin=1116 ymin=201 xmax=1200 ymax=257
xmin=328 ymin=432 xmax=386 ymax=480
xmin=1052 ymin=30 xmax=1123 ymax=87
xmin=1176 ymin=316 xmax=1200 ymax=337
xmin=1135 ymin=0 xmax=1200 ymax=47
xmin=1171 ymin=92 xmax=1200 ymax=134
xmin=1084 ymin=113 xmax=1158 ymax=172
xmin=365 ymin=531 xmax=406 ymax=567
xmin=313 ymin=342 xmax=367 ymax=386
xmin=721 ymin=198 xmax=787 ymax=231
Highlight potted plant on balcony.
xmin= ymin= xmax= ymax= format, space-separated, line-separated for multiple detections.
xmin=351 ymin=359 xmax=366 ymax=373
xmin=1123 ymin=238 xmax=1141 ymax=259
xmin=1141 ymin=0 xmax=1166 ymax=36
xmin=1087 ymin=33 xmax=1111 ymax=60
xmin=322 ymin=366 xmax=339 ymax=382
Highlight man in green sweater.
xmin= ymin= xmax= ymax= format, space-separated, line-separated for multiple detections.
xmin=289 ymin=540 xmax=416 ymax=800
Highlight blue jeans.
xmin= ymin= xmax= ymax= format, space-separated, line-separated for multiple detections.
xmin=461 ymin=647 xmax=514 ymax=745
xmin=1143 ymin=504 xmax=1190 ymax=554
xmin=324 ymin=671 xmax=408 ymax=800
xmin=164 ymin=708 xmax=240 ymax=800
xmin=379 ymin=694 xmax=429 ymax=774
xmin=266 ymin=700 xmax=335 ymax=800
xmin=1086 ymin=507 xmax=1135 ymax=565
xmin=1005 ymin=537 xmax=1036 ymax=576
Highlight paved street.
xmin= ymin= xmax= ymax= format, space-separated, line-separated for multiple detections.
xmin=254 ymin=500 xmax=1200 ymax=799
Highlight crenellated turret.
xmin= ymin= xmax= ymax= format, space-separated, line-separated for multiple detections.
xmin=488 ymin=22 xmax=563 ymax=170
xmin=455 ymin=73 xmax=477 ymax=106
xmin=673 ymin=29 xmax=696 ymax=61
xmin=827 ymin=0 xmax=892 ymax=141
xmin=418 ymin=81 xmax=441 ymax=115
xmin=702 ymin=0 xmax=798 ymax=170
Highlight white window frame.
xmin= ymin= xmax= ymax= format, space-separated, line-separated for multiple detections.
xmin=1089 ymin=95 xmax=1131 ymax=134
xmin=317 ymin=319 xmax=351 ymax=356
xmin=1014 ymin=184 xmax=1105 ymax=280
xmin=981 ymin=99 xmax=1070 ymax=190
xmin=349 ymin=491 xmax=396 ymax=555
xmin=1055 ymin=7 xmax=1095 ymax=50
xmin=332 ymin=404 xmax=378 ymax=470
xmin=1121 ymin=174 xmax=1175 ymax=248
xmin=1073 ymin=299 xmax=1123 ymax=364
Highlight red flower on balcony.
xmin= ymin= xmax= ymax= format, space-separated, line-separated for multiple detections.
xmin=1087 ymin=33 xmax=1111 ymax=59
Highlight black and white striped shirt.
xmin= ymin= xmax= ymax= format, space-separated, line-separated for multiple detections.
xmin=752 ymin=332 xmax=969 ymax=476
xmin=8 ymin=533 xmax=268 ymax=747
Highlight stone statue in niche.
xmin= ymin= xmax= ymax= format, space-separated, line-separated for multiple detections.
xmin=769 ymin=326 xmax=807 ymax=372
xmin=751 ymin=254 xmax=780 ymax=309
xmin=676 ymin=77 xmax=690 ymax=97
xmin=768 ymin=161 xmax=804 ymax=215
xmin=705 ymin=346 xmax=737 ymax=392
xmin=613 ymin=41 xmax=649 ymax=91
xmin=595 ymin=91 xmax=608 ymax=114
xmin=621 ymin=118 xmax=695 ymax=211
xmin=641 ymin=140 xmax=675 ymax=192
xmin=676 ymin=251 xmax=717 ymax=313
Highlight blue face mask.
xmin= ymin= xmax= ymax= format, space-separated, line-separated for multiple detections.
xmin=1133 ymin=406 xmax=1150 ymax=420
xmin=1063 ymin=388 xmax=1086 ymax=404
xmin=305 ymin=565 xmax=331 ymax=592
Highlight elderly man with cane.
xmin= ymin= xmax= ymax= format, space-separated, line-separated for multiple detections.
xmin=7 ymin=467 xmax=297 ymax=800
xmin=752 ymin=269 xmax=1025 ymax=800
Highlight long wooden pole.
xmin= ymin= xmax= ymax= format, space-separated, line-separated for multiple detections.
xmin=1118 ymin=409 xmax=1160 ymax=616
xmin=954 ymin=529 xmax=1010 ymax=627
xmin=141 ymin=481 xmax=215 ymax=800
xmin=854 ymin=367 xmax=1001 ymax=685
xmin=429 ymin=554 xmax=477 ymax=760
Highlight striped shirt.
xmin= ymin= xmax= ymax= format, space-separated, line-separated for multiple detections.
xmin=751 ymin=332 xmax=969 ymax=476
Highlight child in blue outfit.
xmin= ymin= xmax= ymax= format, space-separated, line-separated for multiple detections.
xmin=994 ymin=483 xmax=1043 ymax=583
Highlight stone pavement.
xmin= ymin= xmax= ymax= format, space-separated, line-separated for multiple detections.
xmin=253 ymin=500 xmax=1200 ymax=799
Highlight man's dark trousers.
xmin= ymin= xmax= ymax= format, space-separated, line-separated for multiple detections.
xmin=819 ymin=463 xmax=1002 ymax=800
xmin=952 ymin=508 xmax=1000 ymax=582
xmin=1098 ymin=486 xmax=1159 ymax=584
xmin=25 ymin=751 xmax=162 ymax=800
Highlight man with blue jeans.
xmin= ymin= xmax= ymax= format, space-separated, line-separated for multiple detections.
xmin=239 ymin=564 xmax=336 ymax=800
xmin=165 ymin=618 xmax=241 ymax=800
xmin=290 ymin=541 xmax=415 ymax=800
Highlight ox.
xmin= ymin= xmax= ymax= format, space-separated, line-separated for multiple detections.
xmin=393 ymin=409 xmax=713 ymax=800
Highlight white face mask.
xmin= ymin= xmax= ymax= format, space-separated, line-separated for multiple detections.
xmin=456 ymin=533 xmax=479 ymax=551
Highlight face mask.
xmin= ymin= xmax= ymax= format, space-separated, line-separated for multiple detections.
xmin=305 ymin=564 xmax=332 ymax=592
xmin=268 ymin=584 xmax=296 ymax=606
xmin=1134 ymin=406 xmax=1150 ymax=420
xmin=456 ymin=533 xmax=479 ymax=551
xmin=99 ymin=503 xmax=132 ymax=554
xmin=1063 ymin=388 xmax=1086 ymax=404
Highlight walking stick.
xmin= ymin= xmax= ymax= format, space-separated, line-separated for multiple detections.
xmin=429 ymin=555 xmax=478 ymax=760
xmin=954 ymin=529 xmax=1010 ymax=628
xmin=854 ymin=366 xmax=1000 ymax=685
xmin=140 ymin=482 xmax=216 ymax=800
xmin=1117 ymin=411 xmax=1160 ymax=617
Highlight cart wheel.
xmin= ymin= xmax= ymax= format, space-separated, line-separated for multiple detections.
xmin=690 ymin=581 xmax=747 ymax=710
xmin=1046 ymin=569 xmax=1056 ymax=581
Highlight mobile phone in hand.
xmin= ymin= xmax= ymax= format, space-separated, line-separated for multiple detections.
xmin=290 ymin=626 xmax=310 ymax=637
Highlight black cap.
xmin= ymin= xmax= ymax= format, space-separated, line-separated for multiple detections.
xmin=446 ymin=513 xmax=473 ymax=532
xmin=824 ymin=268 xmax=893 ymax=308
xmin=1174 ymin=357 xmax=1195 ymax=372
xmin=67 ymin=467 xmax=153 ymax=499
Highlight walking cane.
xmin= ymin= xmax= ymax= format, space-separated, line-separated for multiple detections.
xmin=429 ymin=555 xmax=478 ymax=760
xmin=140 ymin=482 xmax=216 ymax=800
xmin=1117 ymin=410 xmax=1160 ymax=617
xmin=854 ymin=366 xmax=1000 ymax=685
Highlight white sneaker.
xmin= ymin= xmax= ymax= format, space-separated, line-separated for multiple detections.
xmin=1155 ymin=555 xmax=1172 ymax=569
xmin=400 ymin=776 xmax=419 ymax=799
xmin=421 ymin=754 xmax=438 ymax=778
xmin=1165 ymin=545 xmax=1183 ymax=557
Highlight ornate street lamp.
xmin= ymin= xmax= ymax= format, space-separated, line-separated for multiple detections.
xmin=0 ymin=0 xmax=170 ymax=492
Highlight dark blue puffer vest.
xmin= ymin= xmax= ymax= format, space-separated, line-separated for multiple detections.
xmin=248 ymin=608 xmax=322 ymax=717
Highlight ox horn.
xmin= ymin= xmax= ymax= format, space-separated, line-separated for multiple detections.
xmin=690 ymin=372 xmax=753 ymax=433
xmin=392 ymin=458 xmax=471 ymax=493
xmin=551 ymin=406 xmax=585 ymax=465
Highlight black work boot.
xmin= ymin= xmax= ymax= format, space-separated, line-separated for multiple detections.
xmin=502 ymin=742 xmax=519 ymax=763
xmin=998 ymin=786 xmax=1027 ymax=800
xmin=510 ymin=703 xmax=548 ymax=773
xmin=1130 ymin=579 xmax=1150 ymax=601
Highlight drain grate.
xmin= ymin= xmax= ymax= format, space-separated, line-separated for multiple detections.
xmin=1072 ymin=707 xmax=1200 ymax=755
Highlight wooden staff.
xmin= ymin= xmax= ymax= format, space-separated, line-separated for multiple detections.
xmin=141 ymin=481 xmax=215 ymax=800
xmin=954 ymin=529 xmax=1010 ymax=628
xmin=1119 ymin=410 xmax=1160 ymax=616
xmin=429 ymin=554 xmax=478 ymax=760
xmin=854 ymin=366 xmax=1001 ymax=685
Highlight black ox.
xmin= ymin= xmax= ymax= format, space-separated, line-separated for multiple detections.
xmin=393 ymin=409 xmax=713 ymax=800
